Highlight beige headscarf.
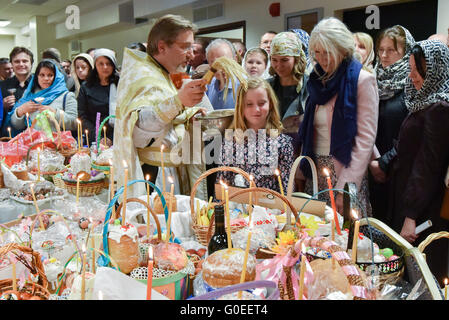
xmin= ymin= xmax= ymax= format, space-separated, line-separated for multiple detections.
xmin=71 ymin=53 xmax=94 ymax=97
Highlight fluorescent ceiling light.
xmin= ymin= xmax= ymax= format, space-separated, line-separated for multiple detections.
xmin=0 ymin=20 xmax=11 ymax=27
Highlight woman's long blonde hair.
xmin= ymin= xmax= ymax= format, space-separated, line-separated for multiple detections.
xmin=229 ymin=77 xmax=283 ymax=140
xmin=353 ymin=32 xmax=375 ymax=73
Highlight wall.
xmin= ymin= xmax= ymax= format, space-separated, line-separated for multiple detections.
xmin=437 ymin=0 xmax=449 ymax=35
xmin=0 ymin=36 xmax=15 ymax=59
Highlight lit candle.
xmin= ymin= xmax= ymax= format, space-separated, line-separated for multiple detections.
xmin=160 ymin=145 xmax=166 ymax=192
xmin=298 ymin=243 xmax=306 ymax=300
xmin=29 ymin=184 xmax=44 ymax=230
xmin=103 ymin=126 xmax=107 ymax=149
xmin=351 ymin=210 xmax=360 ymax=263
xmin=165 ymin=176 xmax=175 ymax=244
xmin=7 ymin=127 xmax=11 ymax=139
xmin=122 ymin=161 xmax=128 ymax=226
xmin=37 ymin=147 xmax=41 ymax=182
xmin=275 ymin=169 xmax=288 ymax=214
xmin=79 ymin=120 xmax=83 ymax=148
xmin=98 ymin=290 xmax=103 ymax=300
xmin=445 ymin=278 xmax=448 ymax=300
xmin=146 ymin=246 xmax=153 ymax=300
xmin=76 ymin=172 xmax=86 ymax=205
xmin=81 ymin=244 xmax=87 ymax=300
xmin=76 ymin=119 xmax=81 ymax=151
xmin=224 ymin=184 xmax=232 ymax=249
xmin=238 ymin=221 xmax=253 ymax=299
xmin=146 ymin=174 xmax=151 ymax=240
xmin=323 ymin=168 xmax=342 ymax=235
xmin=85 ymin=129 xmax=89 ymax=148
xmin=108 ymin=159 xmax=115 ymax=220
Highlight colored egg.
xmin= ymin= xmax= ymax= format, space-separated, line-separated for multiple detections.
xmin=388 ymin=254 xmax=399 ymax=261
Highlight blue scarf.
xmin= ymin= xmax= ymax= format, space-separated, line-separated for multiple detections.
xmin=298 ymin=58 xmax=362 ymax=178
xmin=5 ymin=59 xmax=68 ymax=137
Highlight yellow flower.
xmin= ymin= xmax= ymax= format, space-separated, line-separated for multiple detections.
xmin=301 ymin=215 xmax=321 ymax=236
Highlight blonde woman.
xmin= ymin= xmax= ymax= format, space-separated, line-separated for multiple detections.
xmin=298 ymin=17 xmax=379 ymax=216
xmin=217 ymin=77 xmax=294 ymax=192
xmin=353 ymin=32 xmax=375 ymax=73
xmin=71 ymin=53 xmax=94 ymax=98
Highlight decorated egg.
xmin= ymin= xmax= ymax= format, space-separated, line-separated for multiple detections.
xmin=380 ymin=248 xmax=394 ymax=259
xmin=388 ymin=254 xmax=400 ymax=261
xmin=78 ymin=217 xmax=89 ymax=230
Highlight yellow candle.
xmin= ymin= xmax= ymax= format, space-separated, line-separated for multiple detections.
xmin=79 ymin=120 xmax=83 ymax=147
xmin=220 ymin=180 xmax=225 ymax=201
xmin=238 ymin=223 xmax=253 ymax=299
xmin=122 ymin=161 xmax=128 ymax=226
xmin=103 ymin=126 xmax=107 ymax=149
xmin=60 ymin=110 xmax=65 ymax=132
xmin=7 ymin=127 xmax=11 ymax=139
xmin=196 ymin=199 xmax=201 ymax=225
xmin=444 ymin=278 xmax=448 ymax=300
xmin=29 ymin=184 xmax=44 ymax=230
xmin=160 ymin=145 xmax=166 ymax=192
xmin=81 ymin=244 xmax=87 ymax=300
xmin=146 ymin=174 xmax=151 ymax=240
xmin=108 ymin=160 xmax=115 ymax=220
xmin=85 ymin=129 xmax=89 ymax=148
xmin=298 ymin=243 xmax=306 ymax=300
xmin=11 ymin=255 xmax=17 ymax=291
xmin=224 ymin=185 xmax=232 ymax=249
xmin=248 ymin=175 xmax=254 ymax=221
xmin=351 ymin=220 xmax=360 ymax=263
xmin=37 ymin=147 xmax=41 ymax=182
xmin=275 ymin=169 xmax=288 ymax=214
xmin=89 ymin=219 xmax=96 ymax=274
xmin=76 ymin=119 xmax=81 ymax=151
xmin=165 ymin=177 xmax=175 ymax=243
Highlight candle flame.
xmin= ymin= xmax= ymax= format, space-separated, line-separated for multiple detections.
xmin=249 ymin=174 xmax=254 ymax=181
xmin=85 ymin=129 xmax=88 ymax=134
xmin=148 ymin=246 xmax=153 ymax=260
xmin=7 ymin=127 xmax=10 ymax=132
xmin=445 ymin=278 xmax=448 ymax=285
xmin=146 ymin=174 xmax=150 ymax=181
xmin=82 ymin=243 xmax=86 ymax=252
xmin=76 ymin=118 xmax=81 ymax=124
xmin=168 ymin=176 xmax=174 ymax=184
xmin=274 ymin=169 xmax=280 ymax=176
xmin=160 ymin=145 xmax=165 ymax=152
xmin=98 ymin=290 xmax=103 ymax=300
xmin=9 ymin=233 xmax=14 ymax=242
xmin=301 ymin=243 xmax=306 ymax=254
xmin=351 ymin=209 xmax=359 ymax=220
xmin=122 ymin=160 xmax=128 ymax=169
xmin=219 ymin=179 xmax=224 ymax=186
xmin=323 ymin=168 xmax=330 ymax=177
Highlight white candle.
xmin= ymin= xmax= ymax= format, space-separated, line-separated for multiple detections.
xmin=146 ymin=174 xmax=151 ymax=240
xmin=351 ymin=210 xmax=360 ymax=263
xmin=160 ymin=145 xmax=166 ymax=192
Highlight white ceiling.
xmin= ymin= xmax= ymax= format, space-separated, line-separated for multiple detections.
xmin=0 ymin=0 xmax=123 ymax=29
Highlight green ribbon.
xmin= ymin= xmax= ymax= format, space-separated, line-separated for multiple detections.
xmin=35 ymin=110 xmax=55 ymax=141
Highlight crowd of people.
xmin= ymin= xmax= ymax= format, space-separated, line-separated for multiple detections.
xmin=1 ymin=14 xmax=449 ymax=284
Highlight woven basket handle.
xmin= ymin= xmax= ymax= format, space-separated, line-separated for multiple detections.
xmin=189 ymin=166 xmax=251 ymax=225
xmin=205 ymin=186 xmax=301 ymax=243
xmin=188 ymin=280 xmax=280 ymax=300
xmin=418 ymin=231 xmax=449 ymax=253
xmin=30 ymin=111 xmax=62 ymax=148
xmin=114 ymin=197 xmax=162 ymax=241
xmin=0 ymin=242 xmax=48 ymax=289
xmin=286 ymin=156 xmax=318 ymax=226
xmin=302 ymin=236 xmax=369 ymax=300
xmin=25 ymin=139 xmax=58 ymax=168
xmin=96 ymin=115 xmax=115 ymax=156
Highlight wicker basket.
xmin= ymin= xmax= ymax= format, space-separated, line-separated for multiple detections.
xmin=189 ymin=166 xmax=252 ymax=246
xmin=62 ymin=177 xmax=105 ymax=196
xmin=0 ymin=242 xmax=50 ymax=300
xmin=91 ymin=115 xmax=115 ymax=173
xmin=25 ymin=140 xmax=68 ymax=177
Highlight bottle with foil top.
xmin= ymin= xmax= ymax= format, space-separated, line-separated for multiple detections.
xmin=207 ymin=205 xmax=229 ymax=255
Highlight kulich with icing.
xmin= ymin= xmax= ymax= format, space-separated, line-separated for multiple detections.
xmin=153 ymin=242 xmax=188 ymax=272
xmin=202 ymin=248 xmax=256 ymax=289
xmin=108 ymin=220 xmax=139 ymax=274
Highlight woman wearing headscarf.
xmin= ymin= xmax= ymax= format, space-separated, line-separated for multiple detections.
xmin=241 ymin=47 xmax=269 ymax=78
xmin=298 ymin=18 xmax=379 ymax=216
xmin=369 ymin=26 xmax=415 ymax=223
xmin=289 ymin=28 xmax=313 ymax=75
xmin=388 ymin=40 xmax=449 ymax=285
xmin=71 ymin=53 xmax=94 ymax=98
xmin=6 ymin=59 xmax=77 ymax=136
xmin=77 ymin=48 xmax=119 ymax=146
xmin=267 ymin=32 xmax=308 ymax=158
